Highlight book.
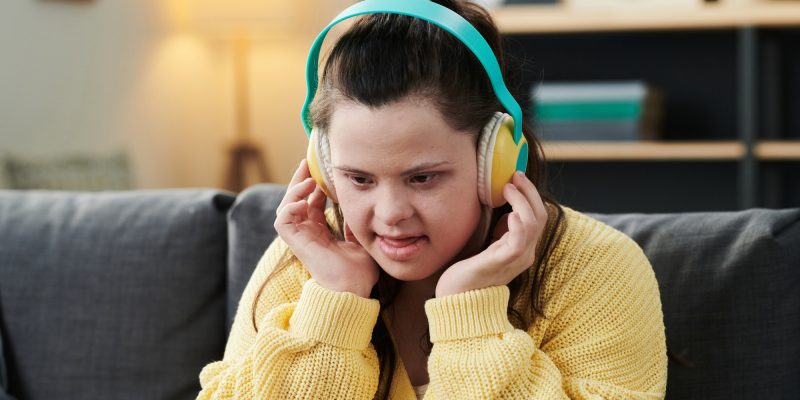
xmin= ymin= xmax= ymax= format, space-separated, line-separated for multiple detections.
xmin=530 ymin=81 xmax=664 ymax=141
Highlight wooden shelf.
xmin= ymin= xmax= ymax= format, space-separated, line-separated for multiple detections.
xmin=755 ymin=140 xmax=800 ymax=161
xmin=543 ymin=140 xmax=800 ymax=161
xmin=542 ymin=141 xmax=745 ymax=161
xmin=492 ymin=3 xmax=800 ymax=33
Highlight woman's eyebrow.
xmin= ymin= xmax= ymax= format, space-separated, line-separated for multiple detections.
xmin=400 ymin=161 xmax=449 ymax=175
xmin=332 ymin=165 xmax=371 ymax=175
xmin=334 ymin=161 xmax=450 ymax=176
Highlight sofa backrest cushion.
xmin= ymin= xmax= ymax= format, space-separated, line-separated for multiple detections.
xmin=592 ymin=208 xmax=800 ymax=399
xmin=0 ymin=190 xmax=234 ymax=400
xmin=225 ymin=184 xmax=285 ymax=334
xmin=0 ymin=326 xmax=15 ymax=400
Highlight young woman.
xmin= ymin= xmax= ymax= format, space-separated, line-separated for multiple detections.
xmin=197 ymin=1 xmax=667 ymax=399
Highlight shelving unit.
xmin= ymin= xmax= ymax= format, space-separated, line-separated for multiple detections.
xmin=543 ymin=140 xmax=800 ymax=161
xmin=542 ymin=141 xmax=746 ymax=161
xmin=493 ymin=2 xmax=800 ymax=212
xmin=493 ymin=3 xmax=800 ymax=33
xmin=756 ymin=141 xmax=800 ymax=160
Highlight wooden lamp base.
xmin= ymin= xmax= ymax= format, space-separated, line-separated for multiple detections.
xmin=224 ymin=140 xmax=269 ymax=192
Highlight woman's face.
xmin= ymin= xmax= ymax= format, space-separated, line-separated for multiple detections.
xmin=328 ymin=96 xmax=483 ymax=281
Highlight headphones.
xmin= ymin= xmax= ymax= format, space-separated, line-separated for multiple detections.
xmin=301 ymin=0 xmax=528 ymax=208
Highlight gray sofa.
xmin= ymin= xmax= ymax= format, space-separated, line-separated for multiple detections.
xmin=0 ymin=184 xmax=798 ymax=399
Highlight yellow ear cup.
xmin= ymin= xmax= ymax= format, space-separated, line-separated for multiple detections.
xmin=477 ymin=112 xmax=504 ymax=207
xmin=306 ymin=127 xmax=338 ymax=203
xmin=477 ymin=112 xmax=528 ymax=208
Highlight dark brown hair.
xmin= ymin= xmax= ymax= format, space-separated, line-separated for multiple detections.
xmin=253 ymin=1 xmax=566 ymax=398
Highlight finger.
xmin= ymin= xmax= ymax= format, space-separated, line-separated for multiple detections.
xmin=277 ymin=159 xmax=312 ymax=214
xmin=274 ymin=199 xmax=319 ymax=252
xmin=277 ymin=177 xmax=315 ymax=215
xmin=513 ymin=172 xmax=548 ymax=222
xmin=288 ymin=159 xmax=311 ymax=186
xmin=505 ymin=211 xmax=528 ymax=251
xmin=483 ymin=218 xmax=524 ymax=268
xmin=275 ymin=199 xmax=309 ymax=228
xmin=308 ymin=182 xmax=326 ymax=208
xmin=503 ymin=182 xmax=536 ymax=228
xmin=307 ymin=185 xmax=327 ymax=224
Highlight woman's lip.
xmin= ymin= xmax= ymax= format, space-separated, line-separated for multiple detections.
xmin=377 ymin=235 xmax=427 ymax=261
xmin=379 ymin=235 xmax=421 ymax=246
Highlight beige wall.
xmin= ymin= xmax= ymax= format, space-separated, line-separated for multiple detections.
xmin=0 ymin=0 xmax=352 ymax=189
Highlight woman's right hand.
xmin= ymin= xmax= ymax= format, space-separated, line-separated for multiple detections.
xmin=274 ymin=159 xmax=379 ymax=298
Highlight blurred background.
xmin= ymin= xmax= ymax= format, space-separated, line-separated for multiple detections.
xmin=0 ymin=0 xmax=352 ymax=193
xmin=1 ymin=0 xmax=798 ymax=213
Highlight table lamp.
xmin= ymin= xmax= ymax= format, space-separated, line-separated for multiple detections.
xmin=190 ymin=0 xmax=301 ymax=192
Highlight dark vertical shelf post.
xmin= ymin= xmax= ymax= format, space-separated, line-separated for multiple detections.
xmin=761 ymin=30 xmax=784 ymax=208
xmin=761 ymin=31 xmax=783 ymax=140
xmin=737 ymin=27 xmax=759 ymax=209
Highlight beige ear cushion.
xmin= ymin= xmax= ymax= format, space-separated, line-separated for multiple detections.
xmin=312 ymin=128 xmax=338 ymax=202
xmin=477 ymin=112 xmax=506 ymax=207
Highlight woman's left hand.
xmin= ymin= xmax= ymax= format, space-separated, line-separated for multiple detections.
xmin=435 ymin=171 xmax=549 ymax=298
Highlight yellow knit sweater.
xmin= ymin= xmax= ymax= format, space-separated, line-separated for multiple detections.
xmin=197 ymin=206 xmax=667 ymax=399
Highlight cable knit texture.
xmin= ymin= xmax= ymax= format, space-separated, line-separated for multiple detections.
xmin=197 ymin=206 xmax=668 ymax=399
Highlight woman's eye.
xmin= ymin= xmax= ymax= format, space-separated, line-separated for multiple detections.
xmin=410 ymin=174 xmax=436 ymax=184
xmin=348 ymin=175 xmax=373 ymax=186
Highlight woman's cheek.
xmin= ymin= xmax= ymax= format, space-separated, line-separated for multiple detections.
xmin=339 ymin=193 xmax=369 ymax=234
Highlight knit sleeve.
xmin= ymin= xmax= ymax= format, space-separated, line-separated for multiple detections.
xmin=423 ymin=236 xmax=667 ymax=399
xmin=196 ymin=238 xmax=382 ymax=399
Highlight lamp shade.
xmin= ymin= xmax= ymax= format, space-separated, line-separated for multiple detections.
xmin=189 ymin=0 xmax=301 ymax=37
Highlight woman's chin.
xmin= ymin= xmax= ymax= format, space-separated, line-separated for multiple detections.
xmin=376 ymin=260 xmax=440 ymax=282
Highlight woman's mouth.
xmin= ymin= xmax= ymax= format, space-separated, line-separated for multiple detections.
xmin=377 ymin=235 xmax=427 ymax=261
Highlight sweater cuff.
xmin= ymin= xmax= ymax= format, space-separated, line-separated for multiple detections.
xmin=425 ymin=285 xmax=515 ymax=343
xmin=289 ymin=280 xmax=380 ymax=350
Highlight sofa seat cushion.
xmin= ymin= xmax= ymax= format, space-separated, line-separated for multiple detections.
xmin=0 ymin=190 xmax=234 ymax=400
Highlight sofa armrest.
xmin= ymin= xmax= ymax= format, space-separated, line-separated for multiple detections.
xmin=592 ymin=208 xmax=800 ymax=399
xmin=0 ymin=189 xmax=234 ymax=400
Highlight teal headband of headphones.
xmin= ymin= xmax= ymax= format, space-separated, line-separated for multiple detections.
xmin=300 ymin=0 xmax=525 ymax=145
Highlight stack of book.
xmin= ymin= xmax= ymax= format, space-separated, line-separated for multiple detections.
xmin=530 ymin=81 xmax=663 ymax=141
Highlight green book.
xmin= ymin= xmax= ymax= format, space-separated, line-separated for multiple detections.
xmin=535 ymin=101 xmax=643 ymax=121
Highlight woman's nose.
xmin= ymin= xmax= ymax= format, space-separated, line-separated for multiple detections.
xmin=373 ymin=186 xmax=414 ymax=227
